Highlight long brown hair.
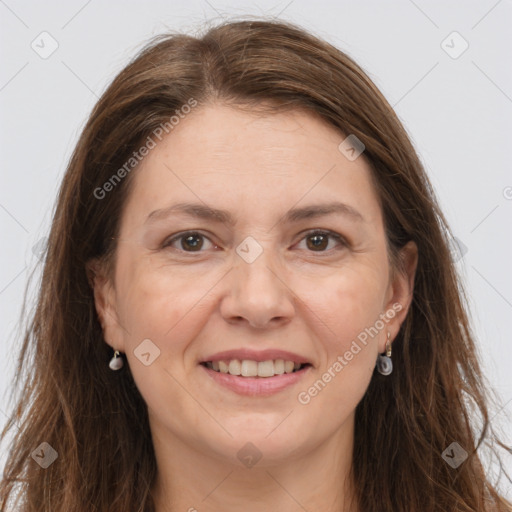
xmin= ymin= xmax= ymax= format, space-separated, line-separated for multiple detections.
xmin=1 ymin=17 xmax=511 ymax=512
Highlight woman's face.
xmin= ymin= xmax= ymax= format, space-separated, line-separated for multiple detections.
xmin=92 ymin=103 xmax=416 ymax=466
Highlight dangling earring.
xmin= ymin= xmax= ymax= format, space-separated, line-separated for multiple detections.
xmin=376 ymin=332 xmax=393 ymax=375
xmin=109 ymin=350 xmax=124 ymax=371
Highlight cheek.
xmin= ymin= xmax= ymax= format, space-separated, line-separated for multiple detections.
xmin=294 ymin=262 xmax=387 ymax=402
xmin=112 ymin=258 xmax=204 ymax=348
xmin=294 ymin=273 xmax=383 ymax=424
xmin=312 ymin=264 xmax=388 ymax=345
xmin=112 ymin=262 xmax=214 ymax=416
xmin=113 ymin=256 xmax=225 ymax=362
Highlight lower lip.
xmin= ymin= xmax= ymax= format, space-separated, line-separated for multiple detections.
xmin=200 ymin=364 xmax=311 ymax=397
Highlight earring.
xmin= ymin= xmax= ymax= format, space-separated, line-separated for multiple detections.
xmin=109 ymin=350 xmax=124 ymax=371
xmin=376 ymin=332 xmax=393 ymax=376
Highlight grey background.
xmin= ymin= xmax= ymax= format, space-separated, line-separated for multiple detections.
xmin=1 ymin=0 xmax=511 ymax=497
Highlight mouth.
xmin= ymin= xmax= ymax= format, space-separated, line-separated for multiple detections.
xmin=198 ymin=349 xmax=313 ymax=396
xmin=200 ymin=359 xmax=312 ymax=378
xmin=199 ymin=357 xmax=313 ymax=397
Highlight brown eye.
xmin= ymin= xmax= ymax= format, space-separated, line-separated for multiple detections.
xmin=297 ymin=230 xmax=347 ymax=252
xmin=181 ymin=234 xmax=204 ymax=251
xmin=163 ymin=232 xmax=215 ymax=252
xmin=306 ymin=233 xmax=329 ymax=251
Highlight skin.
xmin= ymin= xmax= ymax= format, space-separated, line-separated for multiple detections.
xmin=89 ymin=103 xmax=418 ymax=512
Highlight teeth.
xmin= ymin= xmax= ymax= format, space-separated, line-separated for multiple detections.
xmin=241 ymin=360 xmax=258 ymax=377
xmin=228 ymin=359 xmax=241 ymax=375
xmin=206 ymin=359 xmax=306 ymax=377
xmin=274 ymin=359 xmax=285 ymax=374
xmin=257 ymin=360 xmax=274 ymax=377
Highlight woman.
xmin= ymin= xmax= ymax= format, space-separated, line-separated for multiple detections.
xmin=1 ymin=18 xmax=510 ymax=512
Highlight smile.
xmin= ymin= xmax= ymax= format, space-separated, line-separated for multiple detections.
xmin=199 ymin=360 xmax=312 ymax=397
xmin=201 ymin=359 xmax=311 ymax=378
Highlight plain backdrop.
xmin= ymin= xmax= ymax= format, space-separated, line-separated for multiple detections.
xmin=1 ymin=0 xmax=511 ymax=499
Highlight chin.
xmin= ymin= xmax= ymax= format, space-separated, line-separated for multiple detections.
xmin=202 ymin=426 xmax=312 ymax=467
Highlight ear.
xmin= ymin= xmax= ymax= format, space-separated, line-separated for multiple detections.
xmin=86 ymin=257 xmax=126 ymax=352
xmin=381 ymin=240 xmax=418 ymax=352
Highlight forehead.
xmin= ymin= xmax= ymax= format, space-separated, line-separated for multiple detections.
xmin=119 ymin=104 xmax=382 ymax=231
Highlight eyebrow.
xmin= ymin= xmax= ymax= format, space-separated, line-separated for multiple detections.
xmin=145 ymin=201 xmax=365 ymax=226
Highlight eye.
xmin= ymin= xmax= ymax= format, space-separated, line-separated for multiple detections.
xmin=295 ymin=230 xmax=347 ymax=252
xmin=162 ymin=229 xmax=347 ymax=254
xmin=162 ymin=231 xmax=217 ymax=252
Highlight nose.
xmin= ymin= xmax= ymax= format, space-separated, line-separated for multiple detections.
xmin=219 ymin=247 xmax=295 ymax=329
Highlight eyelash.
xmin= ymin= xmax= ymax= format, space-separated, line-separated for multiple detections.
xmin=161 ymin=230 xmax=348 ymax=255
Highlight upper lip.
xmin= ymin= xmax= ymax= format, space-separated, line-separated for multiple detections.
xmin=200 ymin=349 xmax=311 ymax=365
